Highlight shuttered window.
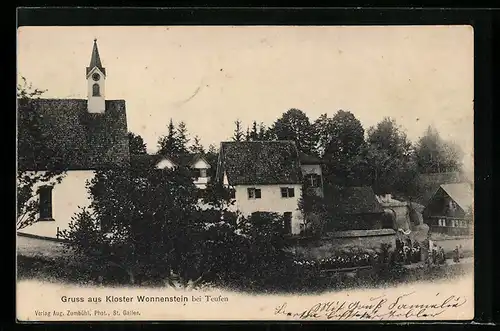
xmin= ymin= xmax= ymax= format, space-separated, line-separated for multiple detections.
xmin=39 ymin=186 xmax=53 ymax=220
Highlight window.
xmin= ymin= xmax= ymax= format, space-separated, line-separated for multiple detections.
xmin=281 ymin=187 xmax=295 ymax=198
xmin=38 ymin=186 xmax=53 ymax=220
xmin=247 ymin=188 xmax=261 ymax=199
xmin=283 ymin=212 xmax=292 ymax=234
xmin=229 ymin=188 xmax=236 ymax=199
xmin=305 ymin=174 xmax=320 ymax=188
xmin=199 ymin=168 xmax=207 ymax=178
xmin=438 ymin=219 xmax=446 ymax=227
xmin=92 ymin=83 xmax=100 ymax=96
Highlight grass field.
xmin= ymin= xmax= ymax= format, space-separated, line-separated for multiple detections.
xmin=17 ymin=234 xmax=72 ymax=260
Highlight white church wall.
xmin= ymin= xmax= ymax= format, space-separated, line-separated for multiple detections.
xmin=17 ymin=170 xmax=95 ymax=239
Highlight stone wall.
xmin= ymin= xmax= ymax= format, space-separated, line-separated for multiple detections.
xmin=287 ymin=229 xmax=396 ymax=260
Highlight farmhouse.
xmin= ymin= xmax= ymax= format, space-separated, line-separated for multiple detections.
xmin=17 ymin=39 xmax=130 ymax=239
xmin=216 ymin=140 xmax=324 ymax=235
xmin=423 ymin=183 xmax=474 ymax=236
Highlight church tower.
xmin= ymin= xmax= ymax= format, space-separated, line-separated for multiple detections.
xmin=86 ymin=39 xmax=106 ymax=113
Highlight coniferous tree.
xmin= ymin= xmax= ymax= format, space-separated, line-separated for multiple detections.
xmin=176 ymin=121 xmax=190 ymax=154
xmin=158 ymin=119 xmax=180 ymax=155
xmin=232 ymin=120 xmax=245 ymax=142
xmin=190 ymin=135 xmax=205 ymax=154
xmin=249 ymin=121 xmax=259 ymax=141
xmin=245 ymin=127 xmax=251 ymax=142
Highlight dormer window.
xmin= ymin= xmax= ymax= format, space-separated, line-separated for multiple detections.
xmin=92 ymin=83 xmax=100 ymax=96
xmin=305 ymin=174 xmax=321 ymax=188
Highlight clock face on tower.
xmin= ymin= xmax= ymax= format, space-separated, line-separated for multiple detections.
xmin=92 ymin=73 xmax=100 ymax=81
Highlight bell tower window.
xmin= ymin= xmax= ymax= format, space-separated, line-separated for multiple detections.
xmin=92 ymin=83 xmax=100 ymax=96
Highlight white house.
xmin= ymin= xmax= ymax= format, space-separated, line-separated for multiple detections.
xmin=215 ymin=141 xmax=324 ymax=235
xmin=17 ymin=39 xmax=130 ymax=239
xmin=130 ymin=153 xmax=212 ymax=190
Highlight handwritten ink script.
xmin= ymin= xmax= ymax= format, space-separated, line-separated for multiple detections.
xmin=274 ymin=292 xmax=468 ymax=320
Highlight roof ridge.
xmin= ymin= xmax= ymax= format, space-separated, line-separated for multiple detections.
xmin=221 ymin=140 xmax=295 ymax=144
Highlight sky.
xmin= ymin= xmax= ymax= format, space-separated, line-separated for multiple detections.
xmin=17 ymin=26 xmax=474 ymax=172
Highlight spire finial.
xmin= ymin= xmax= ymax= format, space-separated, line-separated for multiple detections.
xmin=94 ymin=38 xmax=97 ymax=43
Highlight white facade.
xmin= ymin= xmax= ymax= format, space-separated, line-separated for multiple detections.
xmin=156 ymin=158 xmax=177 ymax=170
xmin=300 ymin=164 xmax=322 ymax=176
xmin=300 ymin=164 xmax=324 ymax=197
xmin=17 ymin=170 xmax=95 ymax=239
xmin=155 ymin=156 xmax=211 ymax=189
xmin=87 ymin=67 xmax=106 ymax=114
xmin=227 ymin=182 xmax=304 ymax=235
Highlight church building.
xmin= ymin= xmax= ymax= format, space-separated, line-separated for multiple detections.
xmin=17 ymin=40 xmax=130 ymax=239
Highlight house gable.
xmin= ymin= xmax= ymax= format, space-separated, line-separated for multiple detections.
xmin=191 ymin=156 xmax=211 ymax=169
xmin=423 ymin=183 xmax=473 ymax=218
xmin=155 ymin=157 xmax=177 ymax=170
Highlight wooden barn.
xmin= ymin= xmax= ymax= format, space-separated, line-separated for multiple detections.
xmin=423 ymin=183 xmax=473 ymax=236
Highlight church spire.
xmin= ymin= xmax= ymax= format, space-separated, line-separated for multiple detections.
xmin=86 ymin=39 xmax=106 ymax=114
xmin=86 ymin=39 xmax=106 ymax=76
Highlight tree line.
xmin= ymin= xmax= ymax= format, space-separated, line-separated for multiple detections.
xmin=130 ymin=108 xmax=464 ymax=198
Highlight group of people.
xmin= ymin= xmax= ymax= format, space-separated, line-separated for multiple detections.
xmin=394 ymin=236 xmax=466 ymax=266
xmin=453 ymin=245 xmax=465 ymax=263
xmin=430 ymin=243 xmax=446 ymax=265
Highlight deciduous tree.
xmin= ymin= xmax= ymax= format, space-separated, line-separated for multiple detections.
xmin=128 ymin=132 xmax=147 ymax=155
xmin=61 ymin=165 xmax=202 ymax=285
xmin=317 ymin=110 xmax=366 ymax=187
xmin=270 ymin=108 xmax=317 ymax=155
xmin=414 ymin=126 xmax=463 ymax=173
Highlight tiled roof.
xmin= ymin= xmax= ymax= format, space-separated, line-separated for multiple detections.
xmin=440 ymin=183 xmax=474 ymax=212
xmin=130 ymin=153 xmax=212 ymax=170
xmin=168 ymin=153 xmax=211 ymax=168
xmin=17 ymin=98 xmax=129 ymax=170
xmin=217 ymin=141 xmax=303 ymax=186
xmin=298 ymin=151 xmax=323 ymax=165
xmin=336 ymin=186 xmax=384 ymax=215
xmin=415 ymin=172 xmax=468 ymax=205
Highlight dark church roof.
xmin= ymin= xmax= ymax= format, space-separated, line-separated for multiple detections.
xmin=217 ymin=141 xmax=303 ymax=186
xmin=18 ymin=98 xmax=129 ymax=171
xmin=86 ymin=39 xmax=106 ymax=76
xmin=335 ymin=186 xmax=384 ymax=215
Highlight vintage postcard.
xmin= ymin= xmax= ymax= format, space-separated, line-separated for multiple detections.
xmin=16 ymin=25 xmax=474 ymax=321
